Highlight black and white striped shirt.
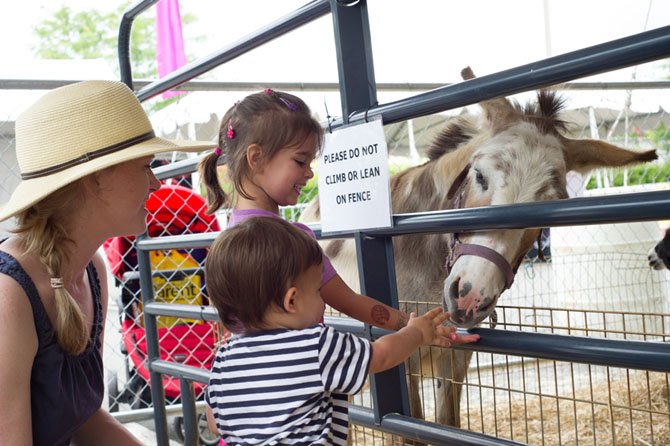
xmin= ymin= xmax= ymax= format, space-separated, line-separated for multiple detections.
xmin=207 ymin=324 xmax=372 ymax=445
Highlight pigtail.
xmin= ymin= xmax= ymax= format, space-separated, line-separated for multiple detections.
xmin=18 ymin=209 xmax=88 ymax=355
xmin=198 ymin=149 xmax=228 ymax=214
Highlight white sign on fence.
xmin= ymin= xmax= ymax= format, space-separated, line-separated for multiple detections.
xmin=318 ymin=118 xmax=392 ymax=234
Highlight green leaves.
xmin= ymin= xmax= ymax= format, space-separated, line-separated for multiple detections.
xmin=32 ymin=2 xmax=195 ymax=80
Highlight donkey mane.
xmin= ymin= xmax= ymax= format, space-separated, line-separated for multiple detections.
xmin=426 ymin=116 xmax=479 ymax=161
xmin=517 ymin=90 xmax=568 ymax=135
xmin=426 ymin=90 xmax=567 ymax=162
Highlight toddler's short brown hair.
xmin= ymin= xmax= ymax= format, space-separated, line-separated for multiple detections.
xmin=205 ymin=217 xmax=323 ymax=331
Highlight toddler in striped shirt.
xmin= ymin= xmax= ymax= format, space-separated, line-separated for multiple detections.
xmin=204 ymin=217 xmax=453 ymax=446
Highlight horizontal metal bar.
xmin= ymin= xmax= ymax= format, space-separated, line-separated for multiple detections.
xmin=144 ymin=302 xmax=220 ymax=322
xmin=349 ymin=405 xmax=526 ymax=446
xmin=356 ymin=189 xmax=670 ymax=237
xmin=112 ymin=402 xmax=207 ymax=424
xmin=325 ymin=317 xmax=670 ymax=373
xmin=153 ymin=156 xmax=204 ymax=180
xmin=3 ymin=78 xmax=670 ymax=92
xmin=324 ymin=315 xmax=370 ymax=337
xmin=136 ymin=190 xmax=670 ymax=250
xmin=341 ymin=26 xmax=670 ymax=126
xmin=121 ymin=267 xmax=201 ymax=281
xmin=151 ymin=359 xmax=210 ymax=384
xmin=135 ymin=0 xmax=330 ymax=101
xmin=137 ymin=232 xmax=215 ymax=250
xmin=461 ymin=328 xmax=670 ymax=373
xmin=147 ymin=310 xmax=670 ymax=383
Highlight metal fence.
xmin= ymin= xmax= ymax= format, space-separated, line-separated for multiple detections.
xmin=2 ymin=0 xmax=670 ymax=445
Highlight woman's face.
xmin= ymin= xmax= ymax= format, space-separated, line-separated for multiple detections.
xmin=92 ymin=155 xmax=161 ymax=237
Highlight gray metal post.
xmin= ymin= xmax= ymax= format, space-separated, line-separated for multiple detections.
xmin=118 ymin=0 xmax=159 ymax=88
xmin=180 ymin=379 xmax=198 ymax=446
xmin=137 ymin=240 xmax=170 ymax=445
xmin=330 ymin=0 xmax=409 ymax=423
xmin=354 ymin=233 xmax=410 ymax=422
xmin=329 ymin=0 xmax=377 ymax=121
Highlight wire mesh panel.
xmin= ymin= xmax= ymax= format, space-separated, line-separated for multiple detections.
xmin=343 ymin=300 xmax=670 ymax=446
xmin=102 ymin=181 xmax=226 ymax=414
xmin=461 ymin=305 xmax=670 ymax=446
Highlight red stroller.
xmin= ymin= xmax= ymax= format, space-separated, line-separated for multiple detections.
xmin=104 ymin=183 xmax=225 ymax=444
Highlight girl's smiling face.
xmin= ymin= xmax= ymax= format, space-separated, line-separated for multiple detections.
xmin=253 ymin=134 xmax=317 ymax=209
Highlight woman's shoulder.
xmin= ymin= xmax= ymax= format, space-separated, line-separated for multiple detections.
xmin=0 ymin=242 xmax=46 ymax=322
xmin=0 ymin=240 xmax=39 ymax=284
xmin=0 ymin=250 xmax=38 ymax=349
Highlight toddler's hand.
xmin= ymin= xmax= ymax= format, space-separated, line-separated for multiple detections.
xmin=407 ymin=307 xmax=450 ymax=347
xmin=434 ymin=317 xmax=481 ymax=347
xmin=407 ymin=308 xmax=481 ymax=348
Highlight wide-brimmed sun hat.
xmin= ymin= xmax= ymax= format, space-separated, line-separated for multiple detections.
xmin=0 ymin=80 xmax=216 ymax=222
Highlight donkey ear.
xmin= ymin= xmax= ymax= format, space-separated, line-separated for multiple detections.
xmin=562 ymin=137 xmax=657 ymax=174
xmin=461 ymin=66 xmax=519 ymax=134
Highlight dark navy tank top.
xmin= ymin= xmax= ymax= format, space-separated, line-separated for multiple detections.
xmin=0 ymin=250 xmax=104 ymax=446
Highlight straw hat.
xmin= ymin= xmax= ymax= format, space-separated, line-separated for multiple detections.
xmin=0 ymin=80 xmax=215 ymax=222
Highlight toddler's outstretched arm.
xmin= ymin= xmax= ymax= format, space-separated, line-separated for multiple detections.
xmin=369 ymin=307 xmax=450 ymax=374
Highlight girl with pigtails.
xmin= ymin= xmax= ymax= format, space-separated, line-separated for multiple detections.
xmin=198 ymin=89 xmax=481 ymax=339
xmin=199 ymin=89 xmax=417 ymax=334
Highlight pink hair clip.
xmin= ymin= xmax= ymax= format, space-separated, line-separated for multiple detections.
xmin=226 ymin=119 xmax=235 ymax=139
xmin=214 ymin=147 xmax=222 ymax=156
xmin=263 ymin=88 xmax=273 ymax=95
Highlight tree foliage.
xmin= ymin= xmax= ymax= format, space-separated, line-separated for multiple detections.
xmin=33 ymin=2 xmax=197 ymax=80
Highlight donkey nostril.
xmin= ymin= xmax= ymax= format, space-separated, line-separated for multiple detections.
xmin=449 ymin=277 xmax=460 ymax=301
xmin=451 ymin=309 xmax=467 ymax=325
xmin=478 ymin=295 xmax=497 ymax=313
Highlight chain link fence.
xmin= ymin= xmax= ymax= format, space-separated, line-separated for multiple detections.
xmin=2 ymin=80 xmax=669 ymax=444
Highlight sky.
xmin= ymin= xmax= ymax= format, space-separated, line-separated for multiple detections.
xmin=2 ymin=0 xmax=668 ymax=80
xmin=1 ymin=0 xmax=669 ymax=117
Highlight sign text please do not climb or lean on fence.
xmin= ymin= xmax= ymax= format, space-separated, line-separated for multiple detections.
xmin=318 ymin=118 xmax=392 ymax=235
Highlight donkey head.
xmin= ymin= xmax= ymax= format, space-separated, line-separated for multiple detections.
xmin=442 ymin=67 xmax=657 ymax=328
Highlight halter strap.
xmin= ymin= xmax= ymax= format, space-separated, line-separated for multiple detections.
xmin=447 ymin=164 xmax=470 ymax=200
xmin=452 ymin=243 xmax=516 ymax=289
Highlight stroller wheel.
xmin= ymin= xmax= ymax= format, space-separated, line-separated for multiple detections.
xmin=172 ymin=414 xmax=220 ymax=445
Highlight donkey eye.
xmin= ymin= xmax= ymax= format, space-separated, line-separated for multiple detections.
xmin=475 ymin=169 xmax=488 ymax=190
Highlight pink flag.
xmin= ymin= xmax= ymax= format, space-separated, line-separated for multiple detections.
xmin=156 ymin=0 xmax=186 ymax=98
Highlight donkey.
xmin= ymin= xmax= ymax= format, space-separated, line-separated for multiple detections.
xmin=300 ymin=67 xmax=657 ymax=434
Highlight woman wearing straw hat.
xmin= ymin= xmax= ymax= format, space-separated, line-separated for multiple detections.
xmin=0 ymin=80 xmax=214 ymax=445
